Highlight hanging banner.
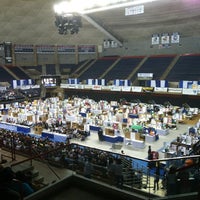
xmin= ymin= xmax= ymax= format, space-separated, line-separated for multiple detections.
xmin=171 ymin=32 xmax=180 ymax=44
xmin=78 ymin=45 xmax=96 ymax=54
xmin=161 ymin=33 xmax=170 ymax=44
xmin=57 ymin=45 xmax=76 ymax=54
xmin=14 ymin=44 xmax=34 ymax=54
xmin=36 ymin=45 xmax=55 ymax=54
xmin=151 ymin=34 xmax=160 ymax=45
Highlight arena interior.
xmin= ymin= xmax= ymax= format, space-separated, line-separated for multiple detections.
xmin=0 ymin=1 xmax=200 ymax=200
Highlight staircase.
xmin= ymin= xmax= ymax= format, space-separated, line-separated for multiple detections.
xmin=128 ymin=56 xmax=149 ymax=84
xmin=11 ymin=163 xmax=48 ymax=192
xmin=121 ymin=157 xmax=155 ymax=191
xmin=160 ymin=54 xmax=180 ymax=80
xmin=77 ymin=59 xmax=97 ymax=78
xmin=99 ymin=57 xmax=121 ymax=79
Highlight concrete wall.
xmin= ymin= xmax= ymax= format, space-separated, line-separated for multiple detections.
xmin=13 ymin=36 xmax=200 ymax=66
xmin=100 ymin=36 xmax=200 ymax=57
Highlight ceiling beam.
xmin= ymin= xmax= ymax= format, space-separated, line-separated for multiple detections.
xmin=81 ymin=14 xmax=123 ymax=47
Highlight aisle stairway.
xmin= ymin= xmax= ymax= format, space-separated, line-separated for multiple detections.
xmin=11 ymin=163 xmax=48 ymax=191
xmin=122 ymin=157 xmax=153 ymax=191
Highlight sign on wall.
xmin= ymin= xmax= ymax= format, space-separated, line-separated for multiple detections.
xmin=171 ymin=32 xmax=180 ymax=44
xmin=151 ymin=34 xmax=160 ymax=45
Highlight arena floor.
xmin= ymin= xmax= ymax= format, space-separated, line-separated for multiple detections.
xmin=1 ymin=114 xmax=199 ymax=198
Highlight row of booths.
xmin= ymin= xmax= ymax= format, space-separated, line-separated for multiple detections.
xmin=0 ymin=97 xmax=197 ymax=149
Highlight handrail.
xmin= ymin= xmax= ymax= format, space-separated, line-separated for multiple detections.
xmin=30 ymin=147 xmax=61 ymax=180
xmin=2 ymin=141 xmax=200 ymax=198
xmin=9 ymin=144 xmax=70 ymax=181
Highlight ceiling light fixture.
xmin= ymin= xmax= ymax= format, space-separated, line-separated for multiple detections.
xmin=54 ymin=0 xmax=160 ymax=14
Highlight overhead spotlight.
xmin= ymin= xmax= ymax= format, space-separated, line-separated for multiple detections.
xmin=54 ymin=13 xmax=82 ymax=35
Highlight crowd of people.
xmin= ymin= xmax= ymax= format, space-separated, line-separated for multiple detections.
xmin=0 ymin=96 xmax=200 ymax=198
xmin=0 ymin=126 xmax=200 ymax=198
xmin=0 ymin=165 xmax=34 ymax=199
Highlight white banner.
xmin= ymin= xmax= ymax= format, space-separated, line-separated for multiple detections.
xmin=182 ymin=88 xmax=198 ymax=95
xmin=60 ymin=83 xmax=68 ymax=88
xmin=101 ymin=86 xmax=111 ymax=90
xmin=122 ymin=87 xmax=131 ymax=92
xmin=84 ymin=85 xmax=93 ymax=90
xmin=168 ymin=88 xmax=182 ymax=93
xmin=110 ymin=86 xmax=121 ymax=91
xmin=171 ymin=32 xmax=180 ymax=44
xmin=77 ymin=85 xmax=84 ymax=89
xmin=92 ymin=85 xmax=102 ymax=90
xmin=151 ymin=34 xmax=160 ymax=45
xmin=68 ymin=84 xmax=77 ymax=89
xmin=161 ymin=33 xmax=170 ymax=44
xmin=125 ymin=5 xmax=144 ymax=16
xmin=131 ymin=86 xmax=142 ymax=92
xmin=154 ymin=87 xmax=168 ymax=92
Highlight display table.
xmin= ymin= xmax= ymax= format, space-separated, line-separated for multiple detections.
xmin=34 ymin=125 xmax=43 ymax=135
xmin=42 ymin=131 xmax=67 ymax=142
xmin=132 ymin=139 xmax=145 ymax=149
xmin=124 ymin=138 xmax=145 ymax=149
xmin=103 ymin=134 xmax=123 ymax=143
xmin=89 ymin=125 xmax=101 ymax=132
xmin=145 ymin=134 xmax=156 ymax=143
xmin=105 ymin=127 xmax=114 ymax=136
xmin=156 ymin=128 xmax=169 ymax=136
xmin=162 ymin=150 xmax=176 ymax=158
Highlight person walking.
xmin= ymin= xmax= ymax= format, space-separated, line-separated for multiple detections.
xmin=83 ymin=158 xmax=93 ymax=179
xmin=153 ymin=164 xmax=160 ymax=191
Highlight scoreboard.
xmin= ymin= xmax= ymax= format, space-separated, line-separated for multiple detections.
xmin=41 ymin=75 xmax=61 ymax=87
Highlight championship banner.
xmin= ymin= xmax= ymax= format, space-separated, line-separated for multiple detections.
xmin=57 ymin=45 xmax=76 ymax=54
xmin=14 ymin=44 xmax=34 ymax=54
xmin=161 ymin=33 xmax=170 ymax=44
xmin=171 ymin=32 xmax=180 ymax=44
xmin=78 ymin=45 xmax=96 ymax=54
xmin=36 ymin=45 xmax=55 ymax=54
xmin=151 ymin=34 xmax=160 ymax=45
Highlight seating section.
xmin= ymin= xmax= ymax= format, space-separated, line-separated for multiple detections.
xmin=104 ymin=57 xmax=143 ymax=81
xmin=6 ymin=66 xmax=30 ymax=79
xmin=20 ymin=88 xmax=41 ymax=98
xmin=79 ymin=57 xmax=119 ymax=80
xmin=132 ymin=55 xmax=175 ymax=81
xmin=21 ymin=65 xmax=42 ymax=75
xmin=166 ymin=54 xmax=200 ymax=81
xmin=0 ymin=89 xmax=24 ymax=101
xmin=60 ymin=60 xmax=87 ymax=75
xmin=46 ymin=64 xmax=56 ymax=75
xmin=73 ymin=59 xmax=95 ymax=76
xmin=4 ymin=54 xmax=200 ymax=84
xmin=0 ymin=65 xmax=16 ymax=82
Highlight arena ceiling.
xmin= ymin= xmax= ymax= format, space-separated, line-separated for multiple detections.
xmin=0 ymin=0 xmax=200 ymax=47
